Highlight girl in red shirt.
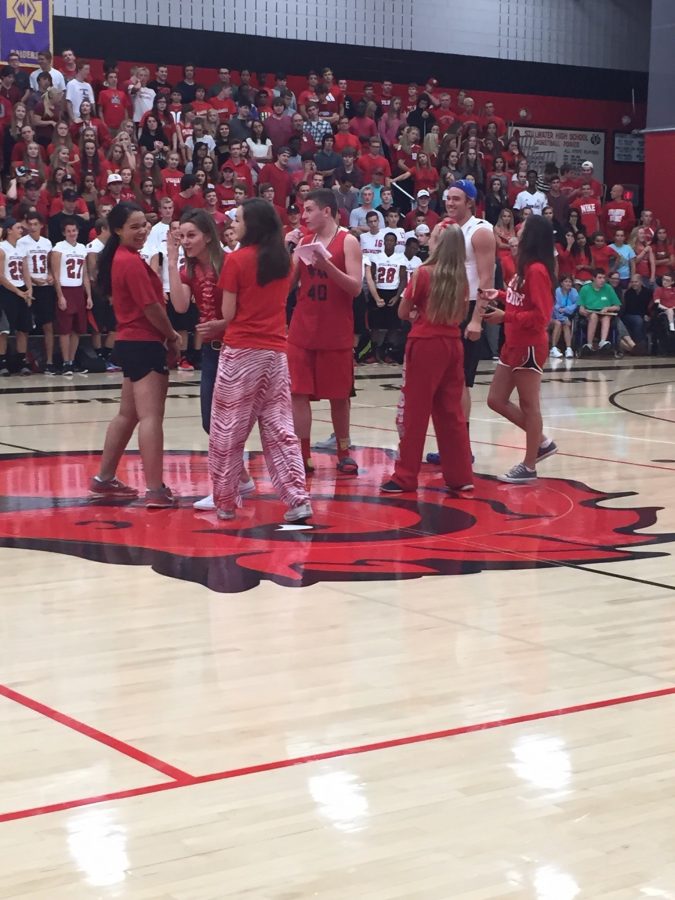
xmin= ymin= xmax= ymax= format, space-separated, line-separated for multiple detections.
xmin=381 ymin=223 xmax=473 ymax=493
xmin=413 ymin=152 xmax=439 ymax=198
xmin=210 ymin=199 xmax=311 ymax=523
xmin=90 ymin=201 xmax=181 ymax=508
xmin=166 ymin=208 xmax=253 ymax=510
xmin=652 ymin=227 xmax=674 ymax=281
xmin=483 ymin=215 xmax=557 ymax=483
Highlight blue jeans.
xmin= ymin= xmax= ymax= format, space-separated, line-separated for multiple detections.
xmin=200 ymin=344 xmax=220 ymax=434
xmin=622 ymin=314 xmax=645 ymax=343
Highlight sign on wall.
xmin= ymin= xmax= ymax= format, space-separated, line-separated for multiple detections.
xmin=508 ymin=125 xmax=606 ymax=183
xmin=613 ymin=132 xmax=645 ymax=164
xmin=1 ymin=0 xmax=52 ymax=66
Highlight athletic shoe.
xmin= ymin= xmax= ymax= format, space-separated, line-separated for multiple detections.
xmin=178 ymin=357 xmax=194 ymax=372
xmin=537 ymin=440 xmax=558 ymax=463
xmin=578 ymin=344 xmax=594 ymax=358
xmin=380 ymin=479 xmax=404 ymax=493
xmin=193 ymin=493 xmax=215 ymax=510
xmin=0 ymin=366 xmax=9 ymax=377
xmin=62 ymin=362 xmax=74 ymax=376
xmin=564 ymin=348 xmax=574 ymax=359
xmin=426 ymin=452 xmax=441 ymax=465
xmin=447 ymin=483 xmax=474 ymax=492
xmin=145 ymin=485 xmax=177 ymax=508
xmin=598 ymin=340 xmax=613 ymax=355
xmin=336 ymin=455 xmax=358 ymax=475
xmin=239 ymin=477 xmax=256 ymax=496
xmin=284 ymin=502 xmax=313 ymax=523
xmin=549 ymin=347 xmax=562 ymax=358
xmin=313 ymin=433 xmax=355 ymax=451
xmin=106 ymin=360 xmax=122 ymax=372
xmin=88 ymin=476 xmax=139 ymax=501
xmin=304 ymin=458 xmax=315 ymax=474
xmin=217 ymin=508 xmax=236 ymax=520
xmin=44 ymin=363 xmax=59 ymax=376
xmin=19 ymin=363 xmax=32 ymax=376
xmin=498 ymin=463 xmax=537 ymax=484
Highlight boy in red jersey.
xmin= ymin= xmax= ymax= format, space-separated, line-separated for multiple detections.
xmin=654 ymin=272 xmax=675 ymax=332
xmin=288 ymin=189 xmax=363 ymax=474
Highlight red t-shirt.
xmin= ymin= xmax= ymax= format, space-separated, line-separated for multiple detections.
xmin=258 ymin=162 xmax=294 ymax=204
xmin=603 ymin=200 xmax=635 ymax=238
xmin=221 ymin=160 xmax=253 ymax=194
xmin=173 ymin=191 xmax=205 ymax=218
xmin=218 ymin=245 xmax=289 ymax=351
xmin=112 ymin=245 xmax=166 ymax=341
xmin=217 ymin=184 xmax=237 ymax=212
xmin=348 ymin=116 xmax=377 ymax=141
xmin=356 ymin=154 xmax=391 ymax=181
xmin=209 ymin=96 xmax=236 ymax=120
xmin=403 ymin=208 xmax=440 ymax=231
xmin=433 ymin=109 xmax=457 ymax=133
xmin=98 ymin=88 xmax=132 ymax=129
xmin=569 ymin=196 xmax=602 ymax=234
xmin=404 ymin=265 xmax=462 ymax=339
xmin=289 ymin=229 xmax=354 ymax=351
xmin=655 ymin=285 xmax=675 ymax=309
xmin=590 ymin=245 xmax=618 ymax=274
xmin=334 ymin=131 xmax=361 ymax=155
xmin=502 ymin=263 xmax=554 ymax=346
xmin=180 ymin=262 xmax=220 ymax=324
xmin=161 ymin=167 xmax=183 ymax=198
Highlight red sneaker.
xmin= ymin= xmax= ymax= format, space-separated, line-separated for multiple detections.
xmin=88 ymin=477 xmax=139 ymax=501
xmin=178 ymin=357 xmax=194 ymax=372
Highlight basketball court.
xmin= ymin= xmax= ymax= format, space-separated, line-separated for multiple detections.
xmin=1 ymin=357 xmax=675 ymax=898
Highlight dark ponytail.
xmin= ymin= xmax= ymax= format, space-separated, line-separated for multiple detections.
xmin=239 ymin=197 xmax=290 ymax=286
xmin=96 ymin=202 xmax=143 ymax=298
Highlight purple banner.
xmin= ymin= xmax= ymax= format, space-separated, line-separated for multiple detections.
xmin=0 ymin=0 xmax=52 ymax=66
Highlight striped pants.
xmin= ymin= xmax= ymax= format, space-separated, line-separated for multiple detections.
xmin=209 ymin=347 xmax=309 ymax=513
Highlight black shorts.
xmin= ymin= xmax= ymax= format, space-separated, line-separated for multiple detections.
xmin=353 ymin=291 xmax=367 ymax=334
xmin=111 ymin=340 xmax=168 ymax=382
xmin=368 ymin=289 xmax=400 ymax=330
xmin=167 ymin=297 xmax=199 ymax=331
xmin=91 ymin=288 xmax=117 ymax=333
xmin=461 ymin=300 xmax=481 ymax=388
xmin=0 ymin=286 xmax=32 ymax=334
xmin=32 ymin=284 xmax=57 ymax=328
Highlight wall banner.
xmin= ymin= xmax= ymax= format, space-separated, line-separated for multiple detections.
xmin=508 ymin=125 xmax=606 ymax=183
xmin=0 ymin=0 xmax=52 ymax=66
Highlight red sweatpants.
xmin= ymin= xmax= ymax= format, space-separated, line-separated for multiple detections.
xmin=393 ymin=335 xmax=473 ymax=490
xmin=209 ymin=347 xmax=309 ymax=513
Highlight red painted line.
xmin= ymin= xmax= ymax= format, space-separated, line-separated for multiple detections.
xmin=0 ymin=683 xmax=192 ymax=782
xmin=313 ymin=416 xmax=675 ymax=473
xmin=2 ymin=684 xmax=674 ymax=825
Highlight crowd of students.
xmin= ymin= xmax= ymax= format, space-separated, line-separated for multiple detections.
xmin=0 ymin=53 xmax=670 ymax=376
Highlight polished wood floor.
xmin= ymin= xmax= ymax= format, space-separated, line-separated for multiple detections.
xmin=1 ymin=356 xmax=675 ymax=899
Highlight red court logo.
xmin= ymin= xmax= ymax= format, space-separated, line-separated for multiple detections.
xmin=0 ymin=449 xmax=671 ymax=594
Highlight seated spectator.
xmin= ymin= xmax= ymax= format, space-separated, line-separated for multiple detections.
xmin=314 ymin=134 xmax=342 ymax=187
xmin=603 ymin=184 xmax=635 ymax=241
xmin=333 ymin=147 xmax=363 ymax=189
xmin=403 ymin=190 xmax=440 ymax=231
xmin=571 ymin=231 xmax=594 ymax=286
xmin=550 ymin=275 xmax=578 ymax=358
xmin=246 ymin=119 xmax=273 ymax=162
xmin=348 ymin=101 xmax=377 ymax=141
xmin=621 ymin=273 xmax=652 ymax=347
xmin=578 ymin=269 xmax=622 ymax=353
xmin=304 ymin=102 xmax=333 ymax=145
xmin=228 ymin=102 xmax=253 ymax=142
xmin=264 ymin=95 xmax=293 ymax=150
xmin=654 ymin=272 xmax=675 ymax=332
xmin=333 ymin=173 xmax=359 ymax=218
xmin=356 ymin=136 xmax=391 ymax=184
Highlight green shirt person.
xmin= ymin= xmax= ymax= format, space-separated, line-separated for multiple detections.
xmin=578 ymin=269 xmax=621 ymax=352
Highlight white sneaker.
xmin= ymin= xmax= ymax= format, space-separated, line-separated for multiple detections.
xmin=284 ymin=502 xmax=313 ymax=522
xmin=313 ymin=433 xmax=354 ymax=450
xmin=193 ymin=493 xmax=215 ymax=510
xmin=565 ymin=347 xmax=574 ymax=358
xmin=549 ymin=347 xmax=563 ymax=358
xmin=239 ymin=478 xmax=256 ymax=496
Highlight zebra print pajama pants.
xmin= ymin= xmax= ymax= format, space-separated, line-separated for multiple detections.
xmin=208 ymin=347 xmax=310 ymax=514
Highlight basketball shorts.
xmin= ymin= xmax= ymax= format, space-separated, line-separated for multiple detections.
xmin=287 ymin=344 xmax=354 ymax=400
xmin=0 ymin=286 xmax=32 ymax=333
xmin=55 ymin=286 xmax=87 ymax=336
xmin=498 ymin=341 xmax=548 ymax=375
xmin=32 ymin=284 xmax=57 ymax=328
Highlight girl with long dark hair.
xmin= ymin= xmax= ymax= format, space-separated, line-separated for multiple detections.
xmin=167 ymin=208 xmax=253 ymax=510
xmin=209 ymin=198 xmax=311 ymax=522
xmin=89 ymin=202 xmax=181 ymax=508
xmin=483 ymin=215 xmax=558 ymax=483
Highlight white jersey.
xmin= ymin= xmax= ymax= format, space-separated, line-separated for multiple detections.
xmin=381 ymin=227 xmax=406 ymax=252
xmin=53 ymin=240 xmax=87 ymax=287
xmin=224 ymin=242 xmax=241 ymax=254
xmin=403 ymin=254 xmax=423 ymax=279
xmin=0 ymin=240 xmax=28 ymax=287
xmin=371 ymin=251 xmax=406 ymax=291
xmin=360 ymin=231 xmax=384 ymax=260
xmin=460 ymin=215 xmax=494 ymax=302
xmin=148 ymin=223 xmax=184 ymax=292
xmin=18 ymin=235 xmax=52 ymax=285
xmin=86 ymin=238 xmax=105 ymax=255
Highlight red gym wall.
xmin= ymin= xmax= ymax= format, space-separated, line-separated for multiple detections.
xmin=70 ymin=56 xmax=645 ymax=192
xmin=644 ymin=133 xmax=675 ymax=233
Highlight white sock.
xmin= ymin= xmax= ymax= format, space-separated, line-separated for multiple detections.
xmin=539 ymin=438 xmax=552 ymax=449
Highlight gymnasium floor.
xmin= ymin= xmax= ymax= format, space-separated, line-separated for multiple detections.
xmin=1 ymin=357 xmax=675 ymax=899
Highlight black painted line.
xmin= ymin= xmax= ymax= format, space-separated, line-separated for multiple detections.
xmin=0 ymin=441 xmax=44 ymax=454
xmin=609 ymin=382 xmax=675 ymax=426
xmin=0 ymin=380 xmax=201 ymax=396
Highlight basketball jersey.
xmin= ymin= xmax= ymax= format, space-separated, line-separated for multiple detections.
xmin=404 ymin=254 xmax=422 ymax=278
xmin=371 ymin=251 xmax=406 ymax=291
xmin=290 ymin=228 xmax=356 ymax=351
xmin=18 ymin=235 xmax=52 ymax=285
xmin=360 ymin=231 xmax=383 ymax=261
xmin=460 ymin=215 xmax=494 ymax=301
xmin=381 ymin=227 xmax=406 ymax=252
xmin=53 ymin=241 xmax=87 ymax=287
xmin=0 ymin=240 xmax=27 ymax=287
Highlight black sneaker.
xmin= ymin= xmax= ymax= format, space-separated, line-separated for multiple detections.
xmin=74 ymin=363 xmax=89 ymax=375
xmin=62 ymin=362 xmax=74 ymax=376
xmin=380 ymin=479 xmax=405 ymax=493
xmin=536 ymin=440 xmax=558 ymax=463
xmin=0 ymin=362 xmax=10 ymax=377
xmin=44 ymin=363 xmax=59 ymax=376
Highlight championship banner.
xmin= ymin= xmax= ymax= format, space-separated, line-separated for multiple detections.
xmin=508 ymin=125 xmax=606 ymax=183
xmin=0 ymin=0 xmax=52 ymax=66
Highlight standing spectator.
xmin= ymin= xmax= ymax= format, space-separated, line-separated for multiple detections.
xmin=0 ymin=218 xmax=33 ymax=376
xmin=6 ymin=52 xmax=30 ymax=101
xmin=227 ymin=102 xmax=253 ymax=143
xmin=264 ymin=96 xmax=293 ymax=150
xmin=30 ymin=50 xmax=66 ymax=92
xmin=356 ymin=136 xmax=391 ymax=184
xmin=576 ymin=161 xmax=603 ymax=200
xmin=348 ymin=101 xmax=377 ymax=141
xmin=349 ymin=186 xmax=384 ymax=233
xmin=98 ymin=70 xmax=132 ymax=132
xmin=514 ymin=170 xmax=547 ymax=216
xmin=546 ymin=175 xmax=570 ymax=226
xmin=51 ymin=218 xmax=91 ymax=375
xmin=128 ymin=66 xmax=156 ymax=127
xmin=147 ymin=64 xmax=172 ymax=100
xmin=314 ymin=134 xmax=342 ymax=187
xmin=652 ymin=227 xmax=674 ymax=282
xmin=589 ymin=232 xmax=618 ymax=274
xmin=58 ymin=48 xmax=78 ymax=83
xmin=570 ymin=183 xmax=602 ymax=234
xmin=207 ymin=66 xmax=231 ymax=98
xmin=631 ymin=227 xmax=656 ymax=289
xmin=609 ymin=228 xmax=636 ymax=289
xmin=485 ymin=177 xmax=508 ymax=225
xmin=65 ymin=60 xmax=95 ymax=123
xmin=303 ymin=102 xmax=332 ymax=145
xmin=175 ymin=64 xmax=197 ymax=104
xmin=603 ymin=184 xmax=636 ymax=240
